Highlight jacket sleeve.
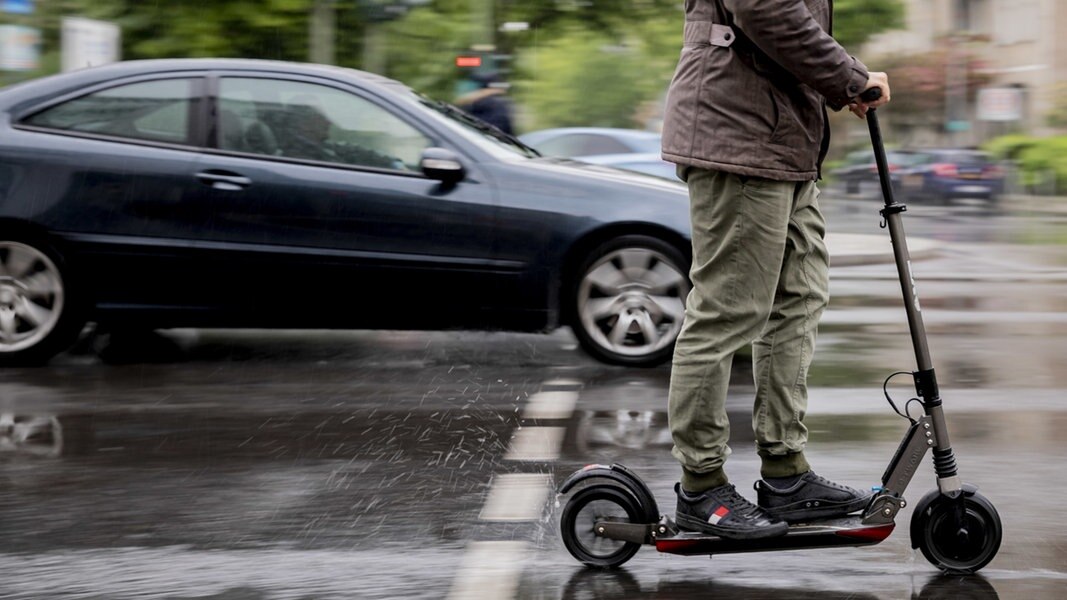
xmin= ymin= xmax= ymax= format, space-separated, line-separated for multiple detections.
xmin=723 ymin=0 xmax=869 ymax=110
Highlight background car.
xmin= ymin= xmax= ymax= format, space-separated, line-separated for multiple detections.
xmin=575 ymin=152 xmax=679 ymax=181
xmin=831 ymin=148 xmax=923 ymax=196
xmin=0 ymin=59 xmax=692 ymax=367
xmin=519 ymin=128 xmax=678 ymax=180
xmin=518 ymin=127 xmax=662 ymax=159
xmin=893 ymin=149 xmax=1005 ymax=206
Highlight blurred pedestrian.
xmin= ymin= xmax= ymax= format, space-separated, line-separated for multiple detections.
xmin=455 ymin=72 xmax=515 ymax=135
xmin=660 ymin=0 xmax=891 ymax=540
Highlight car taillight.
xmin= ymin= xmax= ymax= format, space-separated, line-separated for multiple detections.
xmin=868 ymin=164 xmax=899 ymax=173
xmin=931 ymin=163 xmax=957 ymax=177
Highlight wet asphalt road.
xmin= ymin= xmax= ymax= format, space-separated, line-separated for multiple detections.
xmin=2 ymin=201 xmax=1067 ymax=599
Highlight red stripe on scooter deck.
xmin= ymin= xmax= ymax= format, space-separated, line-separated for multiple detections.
xmin=655 ymin=519 xmax=895 ymax=556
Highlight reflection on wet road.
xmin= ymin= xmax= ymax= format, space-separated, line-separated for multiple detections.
xmin=1 ymin=208 xmax=1066 ymax=599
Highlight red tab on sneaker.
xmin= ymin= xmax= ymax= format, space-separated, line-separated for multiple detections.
xmin=708 ymin=505 xmax=730 ymax=525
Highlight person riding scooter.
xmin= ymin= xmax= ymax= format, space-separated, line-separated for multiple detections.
xmin=660 ymin=0 xmax=892 ymax=539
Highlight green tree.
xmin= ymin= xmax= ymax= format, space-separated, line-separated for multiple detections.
xmin=517 ymin=26 xmax=663 ymax=130
xmin=833 ymin=0 xmax=906 ymax=50
xmin=877 ymin=40 xmax=992 ymax=129
xmin=511 ymin=0 xmax=905 ymax=130
xmin=10 ymin=0 xmax=908 ymax=130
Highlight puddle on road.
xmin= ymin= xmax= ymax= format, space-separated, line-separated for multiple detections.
xmin=0 ymin=385 xmax=530 ymax=554
xmin=2 ymin=359 xmax=1065 ymax=598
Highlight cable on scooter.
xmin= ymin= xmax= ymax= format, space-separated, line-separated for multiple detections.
xmin=904 ymin=398 xmax=924 ymax=421
xmin=882 ymin=371 xmax=918 ymax=424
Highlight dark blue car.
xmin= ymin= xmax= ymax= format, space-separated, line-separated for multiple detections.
xmin=0 ymin=59 xmax=692 ymax=367
xmin=894 ymin=149 xmax=1005 ymax=206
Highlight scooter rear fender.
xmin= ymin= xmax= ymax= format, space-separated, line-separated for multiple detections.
xmin=558 ymin=463 xmax=659 ymax=523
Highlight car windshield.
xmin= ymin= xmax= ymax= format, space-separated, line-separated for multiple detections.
xmin=939 ymin=151 xmax=992 ymax=166
xmin=888 ymin=151 xmax=925 ymax=167
xmin=411 ymin=93 xmax=540 ymax=160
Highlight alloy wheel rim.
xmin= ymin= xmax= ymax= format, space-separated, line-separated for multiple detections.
xmin=578 ymin=247 xmax=689 ymax=358
xmin=0 ymin=242 xmax=64 ymax=353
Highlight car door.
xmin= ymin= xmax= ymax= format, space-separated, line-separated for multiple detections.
xmin=13 ymin=75 xmax=211 ymax=313
xmin=188 ymin=74 xmax=501 ymax=329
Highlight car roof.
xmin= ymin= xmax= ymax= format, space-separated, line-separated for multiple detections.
xmin=0 ymin=58 xmax=412 ymax=112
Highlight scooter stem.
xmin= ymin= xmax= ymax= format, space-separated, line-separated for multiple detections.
xmin=866 ymin=109 xmax=934 ymax=375
xmin=865 ymin=106 xmax=961 ymax=493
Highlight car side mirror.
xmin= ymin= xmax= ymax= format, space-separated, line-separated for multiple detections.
xmin=420 ymin=147 xmax=465 ymax=183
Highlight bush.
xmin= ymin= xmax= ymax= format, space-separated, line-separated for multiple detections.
xmin=983 ymin=135 xmax=1067 ymax=195
xmin=982 ymin=134 xmax=1039 ymax=161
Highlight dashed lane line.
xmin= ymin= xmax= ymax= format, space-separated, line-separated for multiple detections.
xmin=445 ymin=541 xmax=528 ymax=600
xmin=478 ymin=473 xmax=553 ymax=522
xmin=504 ymin=426 xmax=566 ymax=462
xmin=448 ymin=377 xmax=583 ymax=599
xmin=522 ymin=390 xmax=579 ymax=420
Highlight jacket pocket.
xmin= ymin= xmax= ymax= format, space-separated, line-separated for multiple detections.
xmin=768 ymin=86 xmax=812 ymax=147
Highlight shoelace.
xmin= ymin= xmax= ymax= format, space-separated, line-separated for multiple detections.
xmin=712 ymin=484 xmax=767 ymax=519
xmin=808 ymin=472 xmax=852 ymax=491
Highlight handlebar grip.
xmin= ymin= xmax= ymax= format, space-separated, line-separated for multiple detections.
xmin=859 ymin=87 xmax=882 ymax=103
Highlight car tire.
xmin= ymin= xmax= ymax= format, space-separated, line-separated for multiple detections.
xmin=0 ymin=235 xmax=85 ymax=366
xmin=568 ymin=235 xmax=690 ymax=367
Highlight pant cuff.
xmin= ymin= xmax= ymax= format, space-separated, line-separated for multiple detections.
xmin=758 ymin=451 xmax=811 ymax=479
xmin=681 ymin=467 xmax=729 ymax=493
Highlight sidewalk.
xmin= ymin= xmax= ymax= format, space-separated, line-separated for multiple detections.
xmin=1001 ymin=194 xmax=1067 ymax=215
xmin=826 ymin=232 xmax=940 ymax=267
xmin=824 ymin=193 xmax=1067 ymax=266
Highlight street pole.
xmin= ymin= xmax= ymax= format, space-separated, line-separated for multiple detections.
xmin=472 ymin=0 xmax=494 ymax=49
xmin=363 ymin=26 xmax=386 ymax=74
xmin=309 ymin=0 xmax=336 ymax=65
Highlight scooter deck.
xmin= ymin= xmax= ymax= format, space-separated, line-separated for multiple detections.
xmin=653 ymin=515 xmax=895 ymax=556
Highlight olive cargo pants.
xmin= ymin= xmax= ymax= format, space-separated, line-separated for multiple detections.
xmin=669 ymin=167 xmax=830 ymax=493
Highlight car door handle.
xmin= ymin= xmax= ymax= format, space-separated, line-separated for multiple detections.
xmin=196 ymin=170 xmax=252 ymax=191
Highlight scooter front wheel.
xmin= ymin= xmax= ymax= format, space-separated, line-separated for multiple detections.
xmin=912 ymin=489 xmax=1002 ymax=573
xmin=560 ymin=485 xmax=643 ymax=568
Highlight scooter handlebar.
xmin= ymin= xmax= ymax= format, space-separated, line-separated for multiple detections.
xmin=859 ymin=87 xmax=883 ymax=104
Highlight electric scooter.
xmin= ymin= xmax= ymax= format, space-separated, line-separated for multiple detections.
xmin=557 ymin=89 xmax=1003 ymax=574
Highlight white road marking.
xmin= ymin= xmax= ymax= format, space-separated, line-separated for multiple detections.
xmin=504 ymin=427 xmax=565 ymax=462
xmin=540 ymin=378 xmax=583 ymax=390
xmin=478 ymin=473 xmax=552 ymax=521
xmin=522 ymin=390 xmax=579 ymax=420
xmin=445 ymin=541 xmax=527 ymax=600
xmin=450 ymin=379 xmax=582 ymax=599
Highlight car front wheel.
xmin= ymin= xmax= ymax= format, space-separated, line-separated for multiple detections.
xmin=570 ymin=235 xmax=690 ymax=367
xmin=0 ymin=237 xmax=84 ymax=366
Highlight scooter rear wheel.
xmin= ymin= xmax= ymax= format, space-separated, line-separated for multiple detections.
xmin=912 ymin=489 xmax=1002 ymax=574
xmin=560 ymin=485 xmax=643 ymax=568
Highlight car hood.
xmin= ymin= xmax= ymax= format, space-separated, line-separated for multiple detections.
xmin=521 ymin=157 xmax=688 ymax=195
xmin=484 ymin=156 xmax=691 ymax=240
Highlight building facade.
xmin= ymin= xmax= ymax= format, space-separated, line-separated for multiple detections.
xmin=863 ymin=0 xmax=1066 ymax=141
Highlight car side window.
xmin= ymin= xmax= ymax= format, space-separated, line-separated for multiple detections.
xmin=24 ymin=79 xmax=197 ymax=145
xmin=217 ymin=77 xmax=430 ymax=172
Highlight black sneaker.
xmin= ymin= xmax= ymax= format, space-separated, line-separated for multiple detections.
xmin=675 ymin=483 xmax=789 ymax=540
xmin=755 ymin=471 xmax=872 ymax=523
